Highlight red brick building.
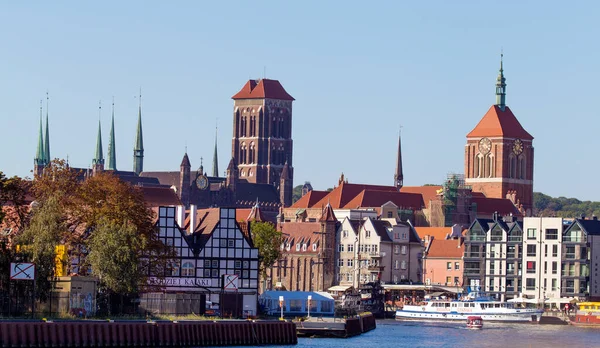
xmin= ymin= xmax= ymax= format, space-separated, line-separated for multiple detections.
xmin=465 ymin=56 xmax=534 ymax=215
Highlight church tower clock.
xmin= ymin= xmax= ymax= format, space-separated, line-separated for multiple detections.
xmin=464 ymin=55 xmax=534 ymax=215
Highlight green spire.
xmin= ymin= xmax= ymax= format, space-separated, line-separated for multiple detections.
xmin=107 ymin=100 xmax=117 ymax=170
xmin=133 ymin=90 xmax=144 ymax=175
xmin=495 ymin=53 xmax=506 ymax=110
xmin=35 ymin=100 xmax=46 ymax=165
xmin=212 ymin=125 xmax=219 ymax=177
xmin=93 ymin=101 xmax=104 ymax=165
xmin=44 ymin=92 xmax=51 ymax=163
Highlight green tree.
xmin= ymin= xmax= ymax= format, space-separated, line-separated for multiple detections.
xmin=250 ymin=221 xmax=282 ymax=276
xmin=15 ymin=196 xmax=65 ymax=301
xmin=292 ymin=185 xmax=303 ymax=203
xmin=86 ymin=219 xmax=144 ymax=294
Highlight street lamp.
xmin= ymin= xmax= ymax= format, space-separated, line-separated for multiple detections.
xmin=307 ymin=295 xmax=312 ymax=319
xmin=279 ymin=296 xmax=284 ymax=320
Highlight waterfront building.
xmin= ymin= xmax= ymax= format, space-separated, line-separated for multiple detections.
xmin=561 ymin=218 xmax=600 ymax=299
xmin=142 ymin=205 xmax=260 ymax=317
xmin=463 ymin=213 xmax=523 ymax=301
xmin=335 ymin=203 xmax=422 ymax=288
xmin=521 ymin=217 xmax=563 ymax=301
xmin=464 ymin=55 xmax=534 ymax=216
xmin=418 ymin=226 xmax=464 ymax=287
xmin=264 ymin=204 xmax=338 ymax=292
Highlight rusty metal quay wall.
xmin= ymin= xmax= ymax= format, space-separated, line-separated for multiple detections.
xmin=0 ymin=320 xmax=298 ymax=347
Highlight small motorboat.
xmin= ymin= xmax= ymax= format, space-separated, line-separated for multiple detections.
xmin=466 ymin=316 xmax=483 ymax=329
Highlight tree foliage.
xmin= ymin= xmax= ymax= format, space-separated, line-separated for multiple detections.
xmin=86 ymin=219 xmax=145 ymax=294
xmin=250 ymin=221 xmax=282 ymax=276
xmin=0 ymin=171 xmax=28 ymax=230
xmin=15 ymin=196 xmax=65 ymax=301
xmin=19 ymin=160 xmax=174 ymax=299
xmin=534 ymin=192 xmax=600 ymax=218
xmin=292 ymin=185 xmax=303 ymax=203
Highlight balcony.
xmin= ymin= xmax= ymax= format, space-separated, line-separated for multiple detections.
xmin=565 ymin=253 xmax=576 ymax=259
xmin=368 ymin=252 xmax=382 ymax=258
xmin=465 ymin=252 xmax=484 ymax=259
xmin=464 ymin=268 xmax=481 ymax=275
xmin=368 ymin=266 xmax=383 ymax=272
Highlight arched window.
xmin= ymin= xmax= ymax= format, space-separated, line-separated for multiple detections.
xmin=240 ymin=142 xmax=247 ymax=164
xmin=519 ymin=156 xmax=526 ymax=179
xmin=487 ymin=154 xmax=495 ymax=178
xmin=508 ymin=154 xmax=516 ymax=178
xmin=476 ymin=154 xmax=483 ymax=178
xmin=249 ymin=142 xmax=255 ymax=163
xmin=182 ymin=262 xmax=195 ymax=277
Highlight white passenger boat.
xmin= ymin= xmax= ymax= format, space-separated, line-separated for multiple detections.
xmin=395 ymin=292 xmax=543 ymax=322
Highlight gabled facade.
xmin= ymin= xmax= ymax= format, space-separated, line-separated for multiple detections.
xmin=561 ymin=218 xmax=600 ymax=298
xmin=145 ymin=206 xmax=259 ymax=317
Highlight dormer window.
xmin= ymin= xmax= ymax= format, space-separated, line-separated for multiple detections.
xmin=286 ymin=243 xmax=291 ymax=251
xmin=296 ymin=244 xmax=301 ymax=251
xmin=312 ymin=244 xmax=317 ymax=251
xmin=302 ymin=244 xmax=307 ymax=251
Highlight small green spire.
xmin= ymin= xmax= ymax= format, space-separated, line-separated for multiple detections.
xmin=93 ymin=101 xmax=104 ymax=165
xmin=133 ymin=90 xmax=144 ymax=175
xmin=107 ymin=100 xmax=117 ymax=170
xmin=44 ymin=91 xmax=51 ymax=163
xmin=495 ymin=53 xmax=507 ymax=110
xmin=212 ymin=124 xmax=219 ymax=177
xmin=35 ymin=100 xmax=46 ymax=165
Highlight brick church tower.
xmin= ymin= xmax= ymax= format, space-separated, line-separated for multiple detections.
xmin=464 ymin=55 xmax=534 ymax=215
xmin=231 ymin=79 xmax=295 ymax=205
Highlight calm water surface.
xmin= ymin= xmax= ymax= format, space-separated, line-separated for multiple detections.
xmin=228 ymin=319 xmax=599 ymax=348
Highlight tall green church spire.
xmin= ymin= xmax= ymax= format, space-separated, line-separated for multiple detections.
xmin=495 ymin=53 xmax=506 ymax=110
xmin=35 ymin=100 xmax=46 ymax=166
xmin=107 ymin=99 xmax=117 ymax=170
xmin=133 ymin=89 xmax=144 ymax=175
xmin=93 ymin=101 xmax=104 ymax=165
xmin=44 ymin=92 xmax=51 ymax=163
xmin=212 ymin=124 xmax=219 ymax=177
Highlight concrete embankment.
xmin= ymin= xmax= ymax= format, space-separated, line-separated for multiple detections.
xmin=0 ymin=320 xmax=297 ymax=347
xmin=296 ymin=313 xmax=377 ymax=338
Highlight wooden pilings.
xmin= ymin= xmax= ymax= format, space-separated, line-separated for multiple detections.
xmin=0 ymin=320 xmax=298 ymax=347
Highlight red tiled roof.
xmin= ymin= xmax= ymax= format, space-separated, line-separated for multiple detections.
xmin=415 ymin=227 xmax=453 ymax=241
xmin=281 ymin=222 xmax=322 ymax=253
xmin=342 ymin=190 xmax=424 ymax=210
xmin=311 ymin=182 xmax=398 ymax=209
xmin=427 ymin=239 xmax=464 ymax=258
xmin=231 ymin=79 xmax=295 ymax=101
xmin=140 ymin=186 xmax=182 ymax=207
xmin=467 ymin=105 xmax=533 ymax=140
xmin=291 ymin=190 xmax=328 ymax=209
xmin=471 ymin=196 xmax=521 ymax=216
xmin=400 ymin=186 xmax=442 ymax=209
xmin=319 ymin=203 xmax=336 ymax=222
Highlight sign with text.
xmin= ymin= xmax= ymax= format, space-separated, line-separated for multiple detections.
xmin=148 ymin=277 xmax=212 ymax=288
xmin=10 ymin=263 xmax=35 ymax=280
xmin=223 ymin=274 xmax=239 ymax=291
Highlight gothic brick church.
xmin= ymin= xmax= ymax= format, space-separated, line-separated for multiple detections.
xmin=464 ymin=55 xmax=534 ymax=216
xmin=32 ymin=79 xmax=295 ymax=213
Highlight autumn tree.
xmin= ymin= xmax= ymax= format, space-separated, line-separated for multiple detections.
xmin=250 ymin=221 xmax=283 ymax=276
xmin=0 ymin=171 xmax=28 ymax=230
xmin=15 ymin=196 xmax=66 ymax=300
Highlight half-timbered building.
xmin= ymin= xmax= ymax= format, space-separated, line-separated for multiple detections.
xmin=143 ymin=205 xmax=259 ymax=317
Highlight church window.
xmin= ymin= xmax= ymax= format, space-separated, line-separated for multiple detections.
xmin=475 ymin=154 xmax=483 ymax=178
xmin=249 ymin=170 xmax=253 ymax=177
xmin=249 ymin=142 xmax=255 ymax=163
xmin=487 ymin=154 xmax=495 ymax=178
xmin=519 ymin=156 xmax=526 ymax=179
xmin=509 ymin=154 xmax=516 ymax=178
xmin=240 ymin=170 xmax=245 ymax=177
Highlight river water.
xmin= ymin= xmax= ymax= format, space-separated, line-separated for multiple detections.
xmin=232 ymin=319 xmax=598 ymax=348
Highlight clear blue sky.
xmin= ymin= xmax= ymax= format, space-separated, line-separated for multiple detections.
xmin=1 ymin=1 xmax=598 ymax=200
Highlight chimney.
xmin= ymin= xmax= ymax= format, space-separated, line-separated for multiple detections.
xmin=593 ymin=215 xmax=598 ymax=221
xmin=493 ymin=211 xmax=498 ymax=222
xmin=189 ymin=204 xmax=197 ymax=234
xmin=580 ymin=213 xmax=586 ymax=220
xmin=176 ymin=205 xmax=185 ymax=228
